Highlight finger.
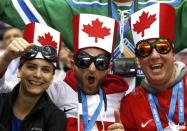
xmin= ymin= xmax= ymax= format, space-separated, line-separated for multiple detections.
xmin=11 ymin=40 xmax=26 ymax=52
xmin=9 ymin=43 xmax=20 ymax=53
xmin=114 ymin=110 xmax=121 ymax=123
xmin=15 ymin=38 xmax=31 ymax=49
xmin=108 ymin=123 xmax=124 ymax=130
xmin=13 ymin=38 xmax=31 ymax=51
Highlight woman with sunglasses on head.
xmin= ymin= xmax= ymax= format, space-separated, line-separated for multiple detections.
xmin=0 ymin=23 xmax=66 ymax=131
xmin=120 ymin=3 xmax=187 ymax=131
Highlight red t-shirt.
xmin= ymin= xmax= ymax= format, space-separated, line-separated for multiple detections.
xmin=120 ymin=75 xmax=187 ymax=131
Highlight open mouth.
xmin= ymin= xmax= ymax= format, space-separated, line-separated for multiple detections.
xmin=87 ymin=76 xmax=95 ymax=84
xmin=150 ymin=63 xmax=163 ymax=70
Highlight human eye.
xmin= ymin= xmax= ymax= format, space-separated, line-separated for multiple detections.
xmin=42 ymin=67 xmax=53 ymax=73
xmin=26 ymin=64 xmax=36 ymax=70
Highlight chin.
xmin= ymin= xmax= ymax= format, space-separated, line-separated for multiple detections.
xmin=148 ymin=75 xmax=166 ymax=85
xmin=82 ymin=88 xmax=98 ymax=95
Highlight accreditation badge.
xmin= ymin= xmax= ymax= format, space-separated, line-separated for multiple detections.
xmin=164 ymin=122 xmax=186 ymax=131
xmin=164 ymin=121 xmax=178 ymax=131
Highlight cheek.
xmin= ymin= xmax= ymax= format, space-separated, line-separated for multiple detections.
xmin=97 ymin=70 xmax=108 ymax=79
xmin=138 ymin=58 xmax=148 ymax=68
xmin=44 ymin=74 xmax=54 ymax=82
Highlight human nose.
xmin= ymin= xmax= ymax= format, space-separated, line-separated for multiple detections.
xmin=88 ymin=62 xmax=97 ymax=72
xmin=149 ymin=48 xmax=160 ymax=59
xmin=34 ymin=69 xmax=42 ymax=78
xmin=9 ymin=36 xmax=16 ymax=43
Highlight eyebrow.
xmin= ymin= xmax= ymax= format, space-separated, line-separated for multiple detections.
xmin=26 ymin=62 xmax=52 ymax=68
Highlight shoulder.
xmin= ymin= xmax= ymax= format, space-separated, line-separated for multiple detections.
xmin=121 ymin=86 xmax=147 ymax=107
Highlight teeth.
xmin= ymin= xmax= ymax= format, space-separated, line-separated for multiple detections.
xmin=151 ymin=64 xmax=162 ymax=70
xmin=152 ymin=64 xmax=162 ymax=68
xmin=30 ymin=81 xmax=42 ymax=86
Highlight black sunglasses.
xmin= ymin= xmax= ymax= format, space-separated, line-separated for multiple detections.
xmin=22 ymin=45 xmax=57 ymax=62
xmin=135 ymin=38 xmax=173 ymax=58
xmin=74 ymin=51 xmax=111 ymax=70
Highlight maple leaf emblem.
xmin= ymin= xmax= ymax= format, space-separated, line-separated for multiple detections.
xmin=82 ymin=18 xmax=111 ymax=43
xmin=133 ymin=11 xmax=157 ymax=37
xmin=38 ymin=32 xmax=57 ymax=48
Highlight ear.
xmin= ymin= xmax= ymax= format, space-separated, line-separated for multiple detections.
xmin=71 ymin=59 xmax=76 ymax=70
xmin=107 ymin=62 xmax=113 ymax=73
xmin=173 ymin=53 xmax=176 ymax=61
xmin=109 ymin=62 xmax=113 ymax=70
xmin=17 ymin=70 xmax=21 ymax=78
xmin=136 ymin=57 xmax=141 ymax=68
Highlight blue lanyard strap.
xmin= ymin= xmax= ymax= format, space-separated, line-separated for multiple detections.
xmin=110 ymin=0 xmax=135 ymax=37
xmin=148 ymin=80 xmax=184 ymax=130
xmin=168 ymin=82 xmax=179 ymax=121
xmin=80 ymin=88 xmax=103 ymax=131
xmin=178 ymin=80 xmax=184 ymax=124
xmin=148 ymin=94 xmax=164 ymax=131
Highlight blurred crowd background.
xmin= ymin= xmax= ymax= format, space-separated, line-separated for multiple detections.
xmin=0 ymin=21 xmax=11 ymax=46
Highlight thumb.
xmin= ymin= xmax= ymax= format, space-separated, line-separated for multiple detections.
xmin=114 ymin=110 xmax=122 ymax=123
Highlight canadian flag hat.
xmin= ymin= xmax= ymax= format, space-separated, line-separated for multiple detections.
xmin=73 ymin=14 xmax=118 ymax=54
xmin=23 ymin=23 xmax=62 ymax=65
xmin=21 ymin=23 xmax=62 ymax=67
xmin=129 ymin=3 xmax=176 ymax=45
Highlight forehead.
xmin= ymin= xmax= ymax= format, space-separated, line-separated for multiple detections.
xmin=4 ymin=28 xmax=22 ymax=37
xmin=80 ymin=48 xmax=108 ymax=56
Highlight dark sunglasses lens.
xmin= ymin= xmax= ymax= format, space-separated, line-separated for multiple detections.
xmin=75 ymin=52 xmax=91 ymax=69
xmin=136 ymin=42 xmax=152 ymax=57
xmin=155 ymin=39 xmax=171 ymax=54
xmin=23 ymin=46 xmax=38 ymax=59
xmin=95 ymin=54 xmax=110 ymax=70
xmin=42 ymin=46 xmax=57 ymax=61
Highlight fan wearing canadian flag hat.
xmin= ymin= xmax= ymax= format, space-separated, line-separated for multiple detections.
xmin=0 ymin=23 xmax=67 ymax=130
xmin=60 ymin=13 xmax=128 ymax=131
xmin=120 ymin=3 xmax=187 ymax=131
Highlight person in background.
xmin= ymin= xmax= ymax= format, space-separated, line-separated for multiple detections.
xmin=0 ymin=27 xmax=22 ymax=51
xmin=53 ymin=42 xmax=73 ymax=82
xmin=0 ymin=22 xmax=67 ymax=131
xmin=120 ymin=3 xmax=187 ymax=130
xmin=0 ymin=27 xmax=23 ymax=89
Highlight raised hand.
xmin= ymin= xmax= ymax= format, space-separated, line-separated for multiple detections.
xmin=3 ymin=38 xmax=31 ymax=62
xmin=107 ymin=110 xmax=124 ymax=131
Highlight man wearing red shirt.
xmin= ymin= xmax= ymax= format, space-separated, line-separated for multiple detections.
xmin=120 ymin=3 xmax=187 ymax=131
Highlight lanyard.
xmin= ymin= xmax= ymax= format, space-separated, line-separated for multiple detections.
xmin=79 ymin=88 xmax=104 ymax=131
xmin=148 ymin=80 xmax=184 ymax=130
xmin=109 ymin=1 xmax=135 ymax=57
xmin=178 ymin=80 xmax=184 ymax=124
xmin=110 ymin=0 xmax=135 ymax=37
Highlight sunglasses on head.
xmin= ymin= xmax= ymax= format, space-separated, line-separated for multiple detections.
xmin=135 ymin=38 xmax=173 ymax=58
xmin=22 ymin=45 xmax=57 ymax=62
xmin=74 ymin=51 xmax=111 ymax=70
